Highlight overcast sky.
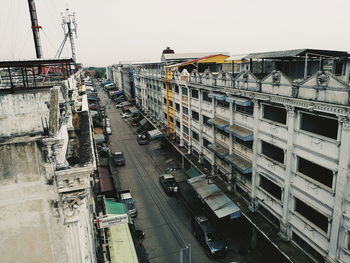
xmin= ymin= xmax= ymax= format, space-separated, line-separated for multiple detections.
xmin=0 ymin=0 xmax=349 ymax=67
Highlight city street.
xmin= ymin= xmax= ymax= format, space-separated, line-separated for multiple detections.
xmin=99 ymin=90 xmax=262 ymax=263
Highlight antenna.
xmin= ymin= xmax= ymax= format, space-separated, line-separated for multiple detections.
xmin=61 ymin=8 xmax=78 ymax=62
xmin=27 ymin=0 xmax=43 ymax=58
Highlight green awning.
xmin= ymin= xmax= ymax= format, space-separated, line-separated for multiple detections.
xmin=105 ymin=200 xmax=133 ymax=224
xmin=225 ymin=153 xmax=252 ymax=174
xmin=208 ymin=117 xmax=229 ymax=128
xmin=208 ymin=93 xmax=227 ymax=101
xmin=225 ymin=124 xmax=253 ymax=141
xmin=186 ymin=167 xmax=201 ymax=178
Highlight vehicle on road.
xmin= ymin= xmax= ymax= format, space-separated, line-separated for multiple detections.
xmin=116 ymin=103 xmax=123 ymax=108
xmin=106 ymin=127 xmax=112 ymax=135
xmin=113 ymin=152 xmax=125 ymax=166
xmin=118 ymin=190 xmax=137 ymax=217
xmin=191 ymin=216 xmax=228 ymax=258
xmin=159 ymin=174 xmax=179 ymax=194
xmin=137 ymin=133 xmax=149 ymax=145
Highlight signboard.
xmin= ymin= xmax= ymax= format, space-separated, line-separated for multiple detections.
xmin=95 ymin=214 xmax=128 ymax=229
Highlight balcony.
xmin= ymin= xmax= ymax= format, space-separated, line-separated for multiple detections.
xmin=225 ymin=124 xmax=253 ymax=141
xmin=208 ymin=143 xmax=229 ymax=158
xmin=225 ymin=152 xmax=252 ymax=174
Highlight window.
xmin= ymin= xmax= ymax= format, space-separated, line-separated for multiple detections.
xmin=191 ymin=89 xmax=199 ymax=98
xmin=300 ymin=112 xmax=338 ymax=139
xmin=164 ymin=113 xmax=167 ymax=119
xmin=175 ymin=85 xmax=179 ymax=93
xmin=203 ymin=115 xmax=212 ymax=126
xmin=163 ymin=98 xmax=166 ymax=104
xmin=235 ymin=137 xmax=253 ymax=149
xmin=192 ymin=130 xmax=199 ymax=141
xmin=292 ymin=232 xmax=324 ymax=263
xmin=183 ymin=125 xmax=189 ymax=135
xmin=236 ymin=105 xmax=253 ymax=115
xmin=297 ymin=157 xmax=333 ymax=188
xmin=176 ymin=120 xmax=180 ymax=128
xmin=203 ymin=138 xmax=211 ymax=148
xmin=175 ymin=103 xmax=180 ymax=112
xmin=191 ymin=110 xmax=199 ymax=121
xmin=259 ymin=175 xmax=282 ymax=201
xmin=168 ymin=101 xmax=173 ymax=108
xmin=263 ymin=105 xmax=286 ymax=124
xmin=182 ymin=87 xmax=188 ymax=96
xmin=261 ymin=141 xmax=284 ymax=164
xmin=182 ymin=106 xmax=188 ymax=115
xmin=202 ymin=91 xmax=212 ymax=102
xmin=217 ymin=100 xmax=229 ymax=108
xmin=294 ymin=198 xmax=328 ymax=233
xmin=169 ymin=116 xmax=174 ymax=123
xmin=217 ymin=128 xmax=229 ymax=138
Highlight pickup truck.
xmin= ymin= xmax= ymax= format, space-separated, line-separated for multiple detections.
xmin=118 ymin=190 xmax=137 ymax=217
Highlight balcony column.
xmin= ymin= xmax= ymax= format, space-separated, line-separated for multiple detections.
xmin=326 ymin=116 xmax=350 ymax=262
xmin=229 ymin=102 xmax=234 ymax=155
xmin=179 ymin=85 xmax=184 ymax=146
xmin=198 ymin=90 xmax=203 ymax=163
xmin=249 ymin=99 xmax=260 ymax=212
xmin=211 ymin=98 xmax=216 ymax=170
xmin=279 ymin=105 xmax=296 ymax=240
xmin=187 ymin=86 xmax=192 ymax=153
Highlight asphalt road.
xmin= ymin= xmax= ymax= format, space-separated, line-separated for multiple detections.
xmin=99 ymin=91 xmax=219 ymax=263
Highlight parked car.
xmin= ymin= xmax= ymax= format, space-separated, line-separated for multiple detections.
xmin=106 ymin=127 xmax=112 ymax=135
xmin=118 ymin=190 xmax=137 ymax=217
xmin=122 ymin=112 xmax=132 ymax=119
xmin=137 ymin=133 xmax=149 ymax=145
xmin=191 ymin=216 xmax=228 ymax=258
xmin=159 ymin=174 xmax=179 ymax=194
xmin=116 ymin=103 xmax=123 ymax=108
xmin=113 ymin=152 xmax=125 ymax=166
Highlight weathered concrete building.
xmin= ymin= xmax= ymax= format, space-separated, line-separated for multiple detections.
xmin=0 ymin=59 xmax=96 ymax=263
xmin=110 ymin=49 xmax=350 ymax=263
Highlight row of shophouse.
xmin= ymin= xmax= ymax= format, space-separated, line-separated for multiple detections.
xmin=108 ymin=48 xmax=350 ymax=263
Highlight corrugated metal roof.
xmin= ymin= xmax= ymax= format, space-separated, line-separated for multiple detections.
xmin=98 ymin=167 xmax=114 ymax=193
xmin=163 ymin=52 xmax=229 ymax=61
xmin=187 ymin=175 xmax=241 ymax=219
xmin=245 ymin=48 xmax=349 ymax=59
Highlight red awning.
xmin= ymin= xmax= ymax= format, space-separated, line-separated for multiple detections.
xmin=98 ymin=167 xmax=114 ymax=192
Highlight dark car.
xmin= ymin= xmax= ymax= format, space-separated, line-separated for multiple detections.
xmin=159 ymin=174 xmax=179 ymax=194
xmin=191 ymin=216 xmax=228 ymax=258
xmin=137 ymin=133 xmax=149 ymax=145
xmin=113 ymin=152 xmax=125 ymax=166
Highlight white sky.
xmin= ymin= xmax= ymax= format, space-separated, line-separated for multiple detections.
xmin=0 ymin=0 xmax=349 ymax=67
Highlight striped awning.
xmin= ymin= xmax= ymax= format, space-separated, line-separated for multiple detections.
xmin=208 ymin=93 xmax=227 ymax=101
xmin=208 ymin=117 xmax=229 ymax=128
xmin=225 ymin=124 xmax=253 ymax=141
xmin=225 ymin=96 xmax=252 ymax=106
xmin=225 ymin=153 xmax=252 ymax=174
xmin=208 ymin=143 xmax=229 ymax=157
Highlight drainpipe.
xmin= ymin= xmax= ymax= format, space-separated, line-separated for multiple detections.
xmin=303 ymin=53 xmax=308 ymax=79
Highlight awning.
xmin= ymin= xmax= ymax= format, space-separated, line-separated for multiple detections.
xmin=101 ymin=81 xmax=112 ymax=86
xmin=113 ymin=90 xmax=124 ymax=96
xmin=185 ymin=167 xmax=201 ymax=178
xmin=98 ymin=167 xmax=114 ymax=193
xmin=129 ymin=107 xmax=139 ymax=114
xmin=105 ymin=200 xmax=133 ymax=224
xmin=139 ymin=118 xmax=147 ymax=126
xmin=208 ymin=117 xmax=229 ymax=128
xmin=225 ymin=153 xmax=252 ymax=174
xmin=187 ymin=175 xmax=241 ymax=219
xmin=225 ymin=124 xmax=253 ymax=141
xmin=225 ymin=96 xmax=252 ymax=106
xmin=122 ymin=101 xmax=131 ymax=106
xmin=208 ymin=93 xmax=226 ymax=101
xmin=208 ymin=143 xmax=229 ymax=157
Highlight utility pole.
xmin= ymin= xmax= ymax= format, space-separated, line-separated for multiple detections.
xmin=62 ymin=8 xmax=78 ymax=62
xmin=27 ymin=0 xmax=43 ymax=58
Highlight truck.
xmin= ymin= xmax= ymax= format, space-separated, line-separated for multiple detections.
xmin=117 ymin=190 xmax=137 ymax=217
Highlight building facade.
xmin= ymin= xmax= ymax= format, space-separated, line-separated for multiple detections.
xmin=0 ymin=59 xmax=97 ymax=263
xmin=110 ymin=49 xmax=350 ymax=263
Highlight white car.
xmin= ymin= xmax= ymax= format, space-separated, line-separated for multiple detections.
xmin=116 ymin=103 xmax=123 ymax=108
xmin=122 ymin=112 xmax=132 ymax=119
xmin=106 ymin=127 xmax=112 ymax=135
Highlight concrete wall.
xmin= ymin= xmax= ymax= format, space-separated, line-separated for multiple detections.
xmin=0 ymin=90 xmax=52 ymax=137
